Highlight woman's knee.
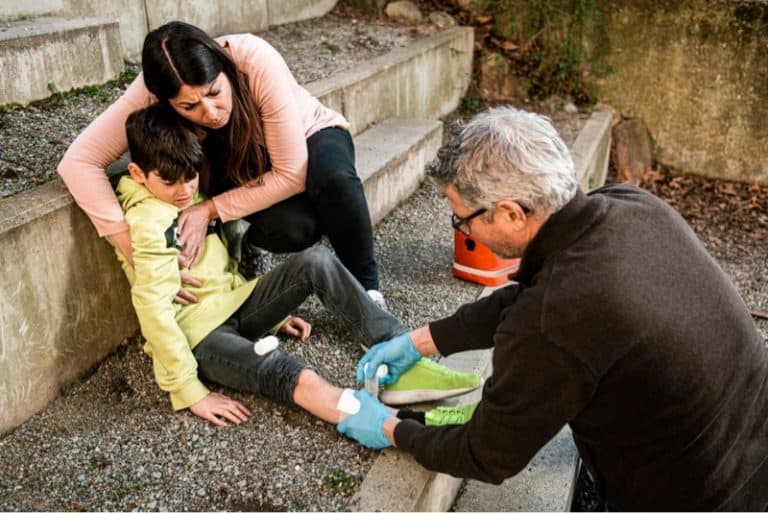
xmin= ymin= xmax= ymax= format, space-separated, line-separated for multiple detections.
xmin=246 ymin=216 xmax=321 ymax=253
xmin=295 ymin=245 xmax=336 ymax=272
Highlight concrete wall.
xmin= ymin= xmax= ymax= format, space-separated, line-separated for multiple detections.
xmin=0 ymin=26 xmax=474 ymax=434
xmin=0 ymin=181 xmax=136 ymax=432
xmin=588 ymin=0 xmax=767 ymax=183
xmin=144 ymin=1 xmax=269 ymax=50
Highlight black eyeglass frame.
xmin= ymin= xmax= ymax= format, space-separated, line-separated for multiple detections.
xmin=451 ymin=208 xmax=488 ymax=236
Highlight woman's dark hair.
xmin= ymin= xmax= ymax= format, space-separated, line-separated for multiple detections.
xmin=125 ymin=103 xmax=204 ymax=182
xmin=141 ymin=21 xmax=266 ymax=187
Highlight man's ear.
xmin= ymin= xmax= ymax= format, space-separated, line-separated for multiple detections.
xmin=495 ymin=199 xmax=528 ymax=230
xmin=127 ymin=162 xmax=147 ymax=184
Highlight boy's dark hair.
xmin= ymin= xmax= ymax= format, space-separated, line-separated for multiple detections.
xmin=125 ymin=103 xmax=204 ymax=182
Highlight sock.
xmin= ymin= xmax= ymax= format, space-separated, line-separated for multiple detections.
xmin=396 ymin=408 xmax=425 ymax=425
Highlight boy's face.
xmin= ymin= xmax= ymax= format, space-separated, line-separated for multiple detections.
xmin=128 ymin=164 xmax=199 ymax=208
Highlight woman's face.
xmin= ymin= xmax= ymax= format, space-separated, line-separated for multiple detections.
xmin=168 ymin=72 xmax=233 ymax=129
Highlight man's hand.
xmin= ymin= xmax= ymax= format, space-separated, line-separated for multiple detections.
xmin=189 ymin=392 xmax=251 ymax=427
xmin=357 ymin=332 xmax=420 ymax=385
xmin=279 ymin=316 xmax=312 ymax=341
xmin=337 ymin=390 xmax=392 ymax=450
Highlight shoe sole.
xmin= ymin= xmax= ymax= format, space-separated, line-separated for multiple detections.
xmin=379 ymin=385 xmax=479 ymax=406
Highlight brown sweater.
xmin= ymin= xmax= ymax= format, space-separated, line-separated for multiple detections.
xmin=395 ymin=185 xmax=768 ymax=510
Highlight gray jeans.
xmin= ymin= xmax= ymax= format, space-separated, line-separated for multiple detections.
xmin=192 ymin=245 xmax=405 ymax=407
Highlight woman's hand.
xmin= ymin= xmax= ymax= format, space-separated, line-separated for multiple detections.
xmin=279 ymin=316 xmax=312 ymax=341
xmin=189 ymin=392 xmax=251 ymax=427
xmin=108 ymin=231 xmax=134 ymax=267
xmin=178 ymin=200 xmax=217 ymax=268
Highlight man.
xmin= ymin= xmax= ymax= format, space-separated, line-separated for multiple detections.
xmin=337 ymin=106 xmax=768 ymax=510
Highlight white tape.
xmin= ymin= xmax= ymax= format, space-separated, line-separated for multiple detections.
xmin=337 ymin=388 xmax=361 ymax=418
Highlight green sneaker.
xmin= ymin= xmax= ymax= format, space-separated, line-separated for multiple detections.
xmin=425 ymin=402 xmax=479 ymax=426
xmin=379 ymin=358 xmax=481 ymax=406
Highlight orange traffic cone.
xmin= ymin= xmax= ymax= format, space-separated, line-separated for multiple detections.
xmin=452 ymin=230 xmax=519 ymax=286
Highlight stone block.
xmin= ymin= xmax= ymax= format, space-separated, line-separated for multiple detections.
xmin=0 ymin=17 xmax=123 ymax=107
xmin=612 ymin=117 xmax=653 ymax=185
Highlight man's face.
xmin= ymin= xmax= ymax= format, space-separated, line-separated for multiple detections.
xmin=444 ymin=184 xmax=531 ymax=260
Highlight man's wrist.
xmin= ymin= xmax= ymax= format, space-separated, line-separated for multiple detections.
xmin=410 ymin=325 xmax=439 ymax=356
xmin=382 ymin=415 xmax=401 ymax=446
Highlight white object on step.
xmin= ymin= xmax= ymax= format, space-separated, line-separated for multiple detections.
xmin=363 ymin=363 xmax=389 ymax=398
xmin=253 ymin=335 xmax=279 ymax=356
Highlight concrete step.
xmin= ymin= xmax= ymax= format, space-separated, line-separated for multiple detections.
xmin=356 ymin=118 xmax=443 ymax=225
xmin=0 ymin=16 xmax=123 ymax=106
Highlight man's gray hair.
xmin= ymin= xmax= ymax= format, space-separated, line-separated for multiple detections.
xmin=429 ymin=106 xmax=579 ymax=216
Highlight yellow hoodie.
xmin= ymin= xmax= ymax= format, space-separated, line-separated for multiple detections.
xmin=116 ymin=176 xmax=257 ymax=410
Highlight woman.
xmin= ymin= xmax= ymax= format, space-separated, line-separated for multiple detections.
xmin=58 ymin=21 xmax=384 ymax=306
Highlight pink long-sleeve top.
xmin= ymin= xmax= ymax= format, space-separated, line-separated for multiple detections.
xmin=57 ymin=33 xmax=349 ymax=237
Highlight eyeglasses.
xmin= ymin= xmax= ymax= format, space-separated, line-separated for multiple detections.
xmin=451 ymin=203 xmax=532 ymax=236
xmin=451 ymin=208 xmax=487 ymax=236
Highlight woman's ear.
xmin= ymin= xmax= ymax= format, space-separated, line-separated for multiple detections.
xmin=127 ymin=162 xmax=147 ymax=184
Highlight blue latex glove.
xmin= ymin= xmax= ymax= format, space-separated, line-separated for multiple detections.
xmin=337 ymin=390 xmax=392 ymax=450
xmin=357 ymin=331 xmax=420 ymax=385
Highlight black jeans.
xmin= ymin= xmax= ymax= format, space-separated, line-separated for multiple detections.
xmin=243 ymin=127 xmax=380 ymax=291
xmin=191 ymin=246 xmax=405 ymax=407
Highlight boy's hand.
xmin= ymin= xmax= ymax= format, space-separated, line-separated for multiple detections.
xmin=190 ymin=392 xmax=251 ymax=427
xmin=279 ymin=316 xmax=312 ymax=341
xmin=178 ymin=202 xmax=212 ymax=268
xmin=174 ymin=272 xmax=202 ymax=305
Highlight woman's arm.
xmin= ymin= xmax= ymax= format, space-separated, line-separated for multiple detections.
xmin=210 ymin=35 xmax=311 ymax=221
xmin=57 ymin=74 xmax=155 ymax=237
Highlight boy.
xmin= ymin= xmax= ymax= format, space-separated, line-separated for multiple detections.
xmin=116 ymin=104 xmax=480 ymax=427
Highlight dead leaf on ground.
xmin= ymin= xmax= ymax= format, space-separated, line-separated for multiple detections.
xmin=642 ymin=169 xmax=664 ymax=182
xmin=498 ymin=40 xmax=519 ymax=51
xmin=716 ymin=182 xmax=738 ymax=196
